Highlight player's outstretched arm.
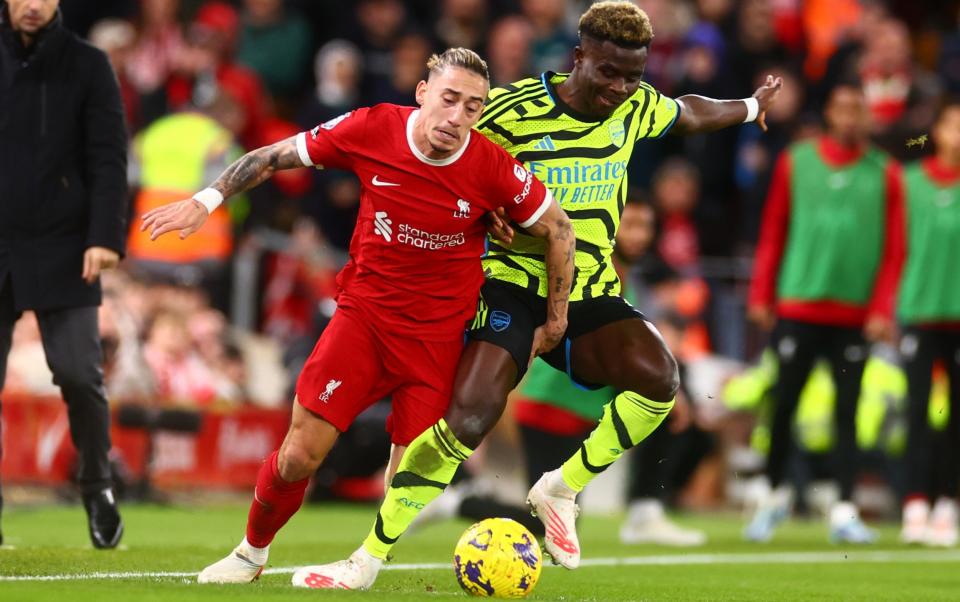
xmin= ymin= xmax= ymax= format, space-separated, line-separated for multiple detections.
xmin=140 ymin=136 xmax=305 ymax=240
xmin=672 ymin=75 xmax=783 ymax=135
xmin=524 ymin=195 xmax=575 ymax=364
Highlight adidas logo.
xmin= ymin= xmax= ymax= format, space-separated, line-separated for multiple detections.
xmin=374 ymin=211 xmax=393 ymax=242
xmin=533 ymin=135 xmax=556 ymax=151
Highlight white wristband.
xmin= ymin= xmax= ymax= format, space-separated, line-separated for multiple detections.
xmin=192 ymin=187 xmax=223 ymax=214
xmin=743 ymin=97 xmax=760 ymax=123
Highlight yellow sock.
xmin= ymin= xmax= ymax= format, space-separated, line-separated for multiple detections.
xmin=362 ymin=419 xmax=473 ymax=559
xmin=560 ymin=391 xmax=674 ymax=492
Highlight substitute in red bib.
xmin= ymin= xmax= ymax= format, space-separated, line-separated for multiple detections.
xmin=140 ymin=47 xmax=574 ymax=587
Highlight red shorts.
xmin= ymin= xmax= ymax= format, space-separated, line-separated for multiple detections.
xmin=296 ymin=304 xmax=464 ymax=445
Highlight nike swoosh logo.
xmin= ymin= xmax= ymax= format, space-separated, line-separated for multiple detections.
xmin=372 ymin=175 xmax=400 ymax=187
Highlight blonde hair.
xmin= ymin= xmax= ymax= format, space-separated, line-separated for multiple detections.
xmin=579 ymin=1 xmax=654 ymax=49
xmin=426 ymin=47 xmax=489 ymax=81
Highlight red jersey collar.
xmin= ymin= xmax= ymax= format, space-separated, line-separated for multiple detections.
xmin=923 ymin=156 xmax=960 ymax=187
xmin=818 ymin=135 xmax=865 ymax=167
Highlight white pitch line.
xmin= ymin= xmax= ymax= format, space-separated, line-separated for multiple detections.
xmin=3 ymin=550 xmax=960 ymax=582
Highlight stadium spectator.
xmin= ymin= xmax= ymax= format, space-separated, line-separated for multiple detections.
xmin=486 ymin=15 xmax=533 ymax=87
xmin=126 ymin=0 xmax=185 ymax=126
xmin=88 ymin=18 xmax=141 ymax=131
xmin=352 ymin=0 xmax=409 ymax=102
xmin=167 ymin=1 xmax=267 ymax=149
xmin=365 ymin=30 xmax=432 ymax=105
xmin=432 ymin=0 xmax=489 ymax=59
xmin=895 ymin=102 xmax=960 ymax=548
xmin=125 ymin=88 xmax=245 ymax=310
xmin=746 ymin=81 xmax=904 ymax=544
xmin=0 ymin=0 xmax=127 ymax=548
xmin=296 ymin=40 xmax=363 ymax=252
xmin=521 ymin=0 xmax=577 ymax=74
xmin=652 ymin=158 xmax=702 ymax=276
xmin=236 ymin=0 xmax=312 ymax=103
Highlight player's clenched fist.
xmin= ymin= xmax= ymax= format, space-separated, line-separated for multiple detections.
xmin=140 ymin=199 xmax=209 ymax=240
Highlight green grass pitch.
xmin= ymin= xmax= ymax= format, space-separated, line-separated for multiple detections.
xmin=1 ymin=502 xmax=958 ymax=601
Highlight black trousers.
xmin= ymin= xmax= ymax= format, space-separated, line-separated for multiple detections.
xmin=0 ymin=276 xmax=113 ymax=506
xmin=901 ymin=326 xmax=960 ymax=500
xmin=766 ymin=319 xmax=868 ymax=501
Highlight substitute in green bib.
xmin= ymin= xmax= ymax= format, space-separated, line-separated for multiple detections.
xmin=896 ymin=101 xmax=960 ymax=548
xmin=747 ymin=82 xmax=904 ymax=544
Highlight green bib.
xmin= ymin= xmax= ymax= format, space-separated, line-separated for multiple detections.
xmin=777 ymin=142 xmax=888 ymax=305
xmin=898 ymin=162 xmax=960 ymax=322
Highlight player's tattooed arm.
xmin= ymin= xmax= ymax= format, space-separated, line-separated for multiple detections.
xmin=209 ymin=136 xmax=305 ymax=199
xmin=525 ymin=194 xmax=574 ymax=363
xmin=141 ymin=136 xmax=305 ymax=240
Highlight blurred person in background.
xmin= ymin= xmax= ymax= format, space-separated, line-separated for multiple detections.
xmin=0 ymin=0 xmax=126 ymax=548
xmin=125 ymin=87 xmax=246 ymax=310
xmin=486 ymin=15 xmax=533 ymax=87
xmin=652 ymin=157 xmax=702 ymax=277
xmin=297 ymin=40 xmax=363 ymax=253
xmin=236 ymin=0 xmax=311 ymax=106
xmin=746 ymin=81 xmax=903 ymax=544
xmin=820 ymin=14 xmax=940 ymax=160
xmin=352 ymin=0 xmax=409 ymax=102
xmin=365 ymin=30 xmax=432 ymax=105
xmin=433 ymin=0 xmax=489 ymax=59
xmin=88 ymin=18 xmax=140 ymax=131
xmin=895 ymin=101 xmax=960 ymax=548
xmin=522 ymin=0 xmax=578 ymax=74
xmin=126 ymin=0 xmax=184 ymax=126
xmin=167 ymin=1 xmax=267 ymax=149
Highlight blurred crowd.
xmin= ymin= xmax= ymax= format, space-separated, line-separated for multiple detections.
xmin=5 ymin=0 xmax=960 ymax=515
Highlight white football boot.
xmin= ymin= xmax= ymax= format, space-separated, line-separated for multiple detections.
xmin=197 ymin=538 xmax=268 ymax=584
xmin=900 ymin=498 xmax=930 ymax=545
xmin=527 ymin=469 xmax=581 ymax=569
xmin=926 ymin=498 xmax=959 ymax=547
xmin=291 ymin=546 xmax=383 ymax=590
xmin=620 ymin=500 xmax=707 ymax=546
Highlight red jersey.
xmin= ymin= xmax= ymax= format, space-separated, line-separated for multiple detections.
xmin=296 ymin=104 xmax=551 ymax=341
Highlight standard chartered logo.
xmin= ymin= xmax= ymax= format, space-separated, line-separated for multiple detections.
xmin=528 ymin=159 xmax=628 ymax=204
xmin=372 ymin=211 xmax=464 ymax=250
xmin=374 ymin=211 xmax=393 ymax=241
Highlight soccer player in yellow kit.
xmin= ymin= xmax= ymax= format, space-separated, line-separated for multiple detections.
xmin=305 ymin=2 xmax=782 ymax=590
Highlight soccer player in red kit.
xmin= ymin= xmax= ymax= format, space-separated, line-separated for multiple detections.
xmin=140 ymin=48 xmax=574 ymax=585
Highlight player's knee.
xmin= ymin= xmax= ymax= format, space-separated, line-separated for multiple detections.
xmin=277 ymin=439 xmax=325 ymax=481
xmin=619 ymin=344 xmax=679 ymax=403
xmin=447 ymin=389 xmax=505 ymax=449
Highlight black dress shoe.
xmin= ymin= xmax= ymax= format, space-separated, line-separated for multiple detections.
xmin=82 ymin=489 xmax=124 ymax=549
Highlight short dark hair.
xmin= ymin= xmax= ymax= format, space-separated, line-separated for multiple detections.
xmin=426 ymin=47 xmax=489 ymax=81
xmin=579 ymin=1 xmax=654 ymax=49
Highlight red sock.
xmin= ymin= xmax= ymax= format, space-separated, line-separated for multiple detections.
xmin=245 ymin=450 xmax=309 ymax=548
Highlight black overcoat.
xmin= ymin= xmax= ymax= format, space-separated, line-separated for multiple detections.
xmin=0 ymin=4 xmax=127 ymax=311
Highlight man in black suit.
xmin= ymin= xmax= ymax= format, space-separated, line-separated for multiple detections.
xmin=0 ymin=0 xmax=127 ymax=548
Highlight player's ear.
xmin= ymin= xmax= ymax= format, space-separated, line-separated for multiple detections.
xmin=573 ymin=45 xmax=584 ymax=67
xmin=415 ymin=80 xmax=428 ymax=107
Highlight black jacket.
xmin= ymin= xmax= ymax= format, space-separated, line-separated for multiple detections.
xmin=0 ymin=4 xmax=127 ymax=311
